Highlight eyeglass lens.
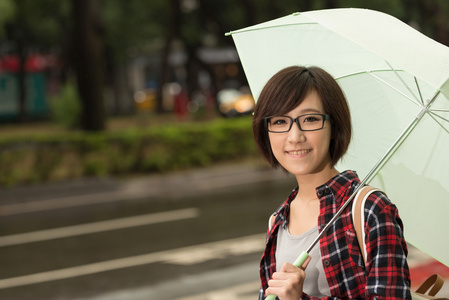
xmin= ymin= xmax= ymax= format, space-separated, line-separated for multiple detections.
xmin=267 ymin=114 xmax=326 ymax=132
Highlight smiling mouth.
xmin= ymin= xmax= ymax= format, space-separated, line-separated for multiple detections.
xmin=287 ymin=149 xmax=311 ymax=155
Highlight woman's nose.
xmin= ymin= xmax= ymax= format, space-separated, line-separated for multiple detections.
xmin=287 ymin=121 xmax=306 ymax=143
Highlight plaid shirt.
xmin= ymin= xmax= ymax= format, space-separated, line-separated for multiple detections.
xmin=259 ymin=170 xmax=411 ymax=300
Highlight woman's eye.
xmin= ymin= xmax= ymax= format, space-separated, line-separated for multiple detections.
xmin=303 ymin=116 xmax=319 ymax=123
xmin=272 ymin=118 xmax=288 ymax=125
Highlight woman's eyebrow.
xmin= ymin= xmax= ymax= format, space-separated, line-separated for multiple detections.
xmin=297 ymin=108 xmax=323 ymax=114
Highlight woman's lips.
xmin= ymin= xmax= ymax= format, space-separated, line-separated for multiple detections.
xmin=286 ymin=149 xmax=311 ymax=155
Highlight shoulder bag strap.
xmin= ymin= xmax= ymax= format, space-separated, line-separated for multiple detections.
xmin=352 ymin=185 xmax=378 ymax=262
xmin=352 ymin=186 xmax=448 ymax=299
xmin=268 ymin=213 xmax=276 ymax=231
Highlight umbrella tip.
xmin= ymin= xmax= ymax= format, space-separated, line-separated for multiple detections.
xmin=292 ymin=12 xmax=300 ymax=16
xmin=225 ymin=31 xmax=232 ymax=36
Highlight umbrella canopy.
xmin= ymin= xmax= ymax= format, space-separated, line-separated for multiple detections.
xmin=227 ymin=8 xmax=449 ymax=267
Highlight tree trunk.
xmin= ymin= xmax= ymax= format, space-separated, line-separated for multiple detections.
xmin=17 ymin=33 xmax=27 ymax=123
xmin=71 ymin=0 xmax=105 ymax=131
xmin=12 ymin=1 xmax=28 ymax=123
xmin=417 ymin=0 xmax=449 ymax=46
xmin=156 ymin=0 xmax=182 ymax=114
xmin=240 ymin=0 xmax=256 ymax=26
xmin=114 ymin=61 xmax=134 ymax=114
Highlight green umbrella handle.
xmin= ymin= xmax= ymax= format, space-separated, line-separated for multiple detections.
xmin=264 ymin=251 xmax=310 ymax=300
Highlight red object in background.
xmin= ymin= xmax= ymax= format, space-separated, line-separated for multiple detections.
xmin=0 ymin=55 xmax=19 ymax=72
xmin=26 ymin=54 xmax=48 ymax=72
xmin=174 ymin=89 xmax=189 ymax=119
xmin=410 ymin=259 xmax=449 ymax=288
xmin=0 ymin=54 xmax=49 ymax=73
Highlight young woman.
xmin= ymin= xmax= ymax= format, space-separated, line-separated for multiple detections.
xmin=252 ymin=66 xmax=411 ymax=300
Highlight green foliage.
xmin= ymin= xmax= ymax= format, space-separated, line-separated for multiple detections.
xmin=6 ymin=0 xmax=70 ymax=47
xmin=49 ymin=82 xmax=82 ymax=129
xmin=339 ymin=0 xmax=404 ymax=18
xmin=0 ymin=0 xmax=15 ymax=37
xmin=0 ymin=117 xmax=258 ymax=187
xmin=103 ymin=0 xmax=170 ymax=60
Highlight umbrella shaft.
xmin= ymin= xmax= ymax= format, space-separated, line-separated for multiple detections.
xmin=365 ymin=90 xmax=439 ymax=183
xmin=307 ymin=94 xmax=438 ymax=253
xmin=306 ymin=178 xmax=367 ymax=253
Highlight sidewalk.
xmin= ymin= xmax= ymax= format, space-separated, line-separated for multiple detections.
xmin=0 ymin=161 xmax=292 ymax=215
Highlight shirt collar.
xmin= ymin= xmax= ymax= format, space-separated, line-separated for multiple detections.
xmin=316 ymin=170 xmax=360 ymax=203
xmin=274 ymin=186 xmax=297 ymax=229
xmin=275 ymin=170 xmax=360 ymax=229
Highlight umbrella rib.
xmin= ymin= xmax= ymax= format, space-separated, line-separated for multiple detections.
xmin=225 ymin=21 xmax=318 ymax=36
xmin=430 ymin=108 xmax=449 ymax=112
xmin=335 ymin=70 xmax=387 ymax=81
xmin=367 ymin=71 xmax=421 ymax=107
xmin=385 ymin=61 xmax=422 ymax=105
xmin=335 ymin=70 xmax=420 ymax=107
xmin=429 ymin=112 xmax=449 ymax=135
xmin=414 ymin=77 xmax=425 ymax=106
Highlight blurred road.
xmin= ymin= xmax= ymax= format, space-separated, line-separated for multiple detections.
xmin=0 ymin=162 xmax=448 ymax=299
xmin=0 ymin=163 xmax=295 ymax=299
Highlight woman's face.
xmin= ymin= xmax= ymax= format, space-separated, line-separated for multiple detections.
xmin=268 ymin=90 xmax=333 ymax=177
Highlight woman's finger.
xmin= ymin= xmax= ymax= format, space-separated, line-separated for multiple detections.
xmin=271 ymin=271 xmax=292 ymax=280
xmin=300 ymin=256 xmax=312 ymax=270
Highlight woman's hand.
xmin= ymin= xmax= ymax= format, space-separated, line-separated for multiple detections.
xmin=265 ymin=258 xmax=311 ymax=300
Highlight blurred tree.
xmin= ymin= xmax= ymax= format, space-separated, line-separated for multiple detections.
xmin=1 ymin=0 xmax=105 ymax=130
xmin=102 ymin=0 xmax=170 ymax=114
xmin=71 ymin=0 xmax=106 ymax=131
xmin=338 ymin=0 xmax=449 ymax=47
xmin=153 ymin=0 xmax=347 ymax=114
xmin=2 ymin=0 xmax=449 ymax=124
xmin=405 ymin=0 xmax=449 ymax=46
xmin=2 ymin=0 xmax=70 ymax=122
xmin=12 ymin=1 xmax=28 ymax=123
xmin=156 ymin=0 xmax=180 ymax=113
xmin=0 ymin=0 xmax=15 ymax=38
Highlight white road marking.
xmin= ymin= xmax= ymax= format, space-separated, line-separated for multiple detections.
xmin=0 ymin=190 xmax=147 ymax=216
xmin=0 ymin=168 xmax=289 ymax=216
xmin=83 ymin=261 xmax=260 ymax=300
xmin=0 ymin=208 xmax=200 ymax=247
xmin=0 ymin=234 xmax=265 ymax=290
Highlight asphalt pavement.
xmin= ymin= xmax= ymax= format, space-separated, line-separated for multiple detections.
xmin=0 ymin=160 xmax=293 ymax=299
xmin=0 ymin=160 xmax=286 ymax=209
xmin=1 ymin=161 xmax=449 ymax=299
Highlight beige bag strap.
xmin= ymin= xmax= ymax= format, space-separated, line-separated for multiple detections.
xmin=268 ymin=213 xmax=276 ymax=231
xmin=352 ymin=185 xmax=378 ymax=262
xmin=352 ymin=186 xmax=448 ymax=299
xmin=415 ymin=274 xmax=445 ymax=297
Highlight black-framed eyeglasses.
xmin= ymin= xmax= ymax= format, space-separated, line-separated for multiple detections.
xmin=264 ymin=114 xmax=331 ymax=133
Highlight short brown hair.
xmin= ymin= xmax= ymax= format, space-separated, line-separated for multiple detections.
xmin=252 ymin=66 xmax=351 ymax=168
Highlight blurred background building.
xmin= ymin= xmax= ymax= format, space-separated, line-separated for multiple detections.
xmin=1 ymin=0 xmax=447 ymax=128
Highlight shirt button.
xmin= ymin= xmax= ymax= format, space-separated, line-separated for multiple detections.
xmin=317 ymin=190 xmax=324 ymax=197
xmin=324 ymin=259 xmax=331 ymax=266
xmin=324 ymin=187 xmax=331 ymax=194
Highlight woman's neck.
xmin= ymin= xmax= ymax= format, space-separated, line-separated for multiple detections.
xmin=295 ymin=166 xmax=339 ymax=200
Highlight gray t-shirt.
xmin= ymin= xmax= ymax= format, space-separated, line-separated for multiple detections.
xmin=276 ymin=225 xmax=331 ymax=298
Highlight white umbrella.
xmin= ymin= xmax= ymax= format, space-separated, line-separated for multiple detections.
xmin=226 ymin=8 xmax=449 ymax=271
